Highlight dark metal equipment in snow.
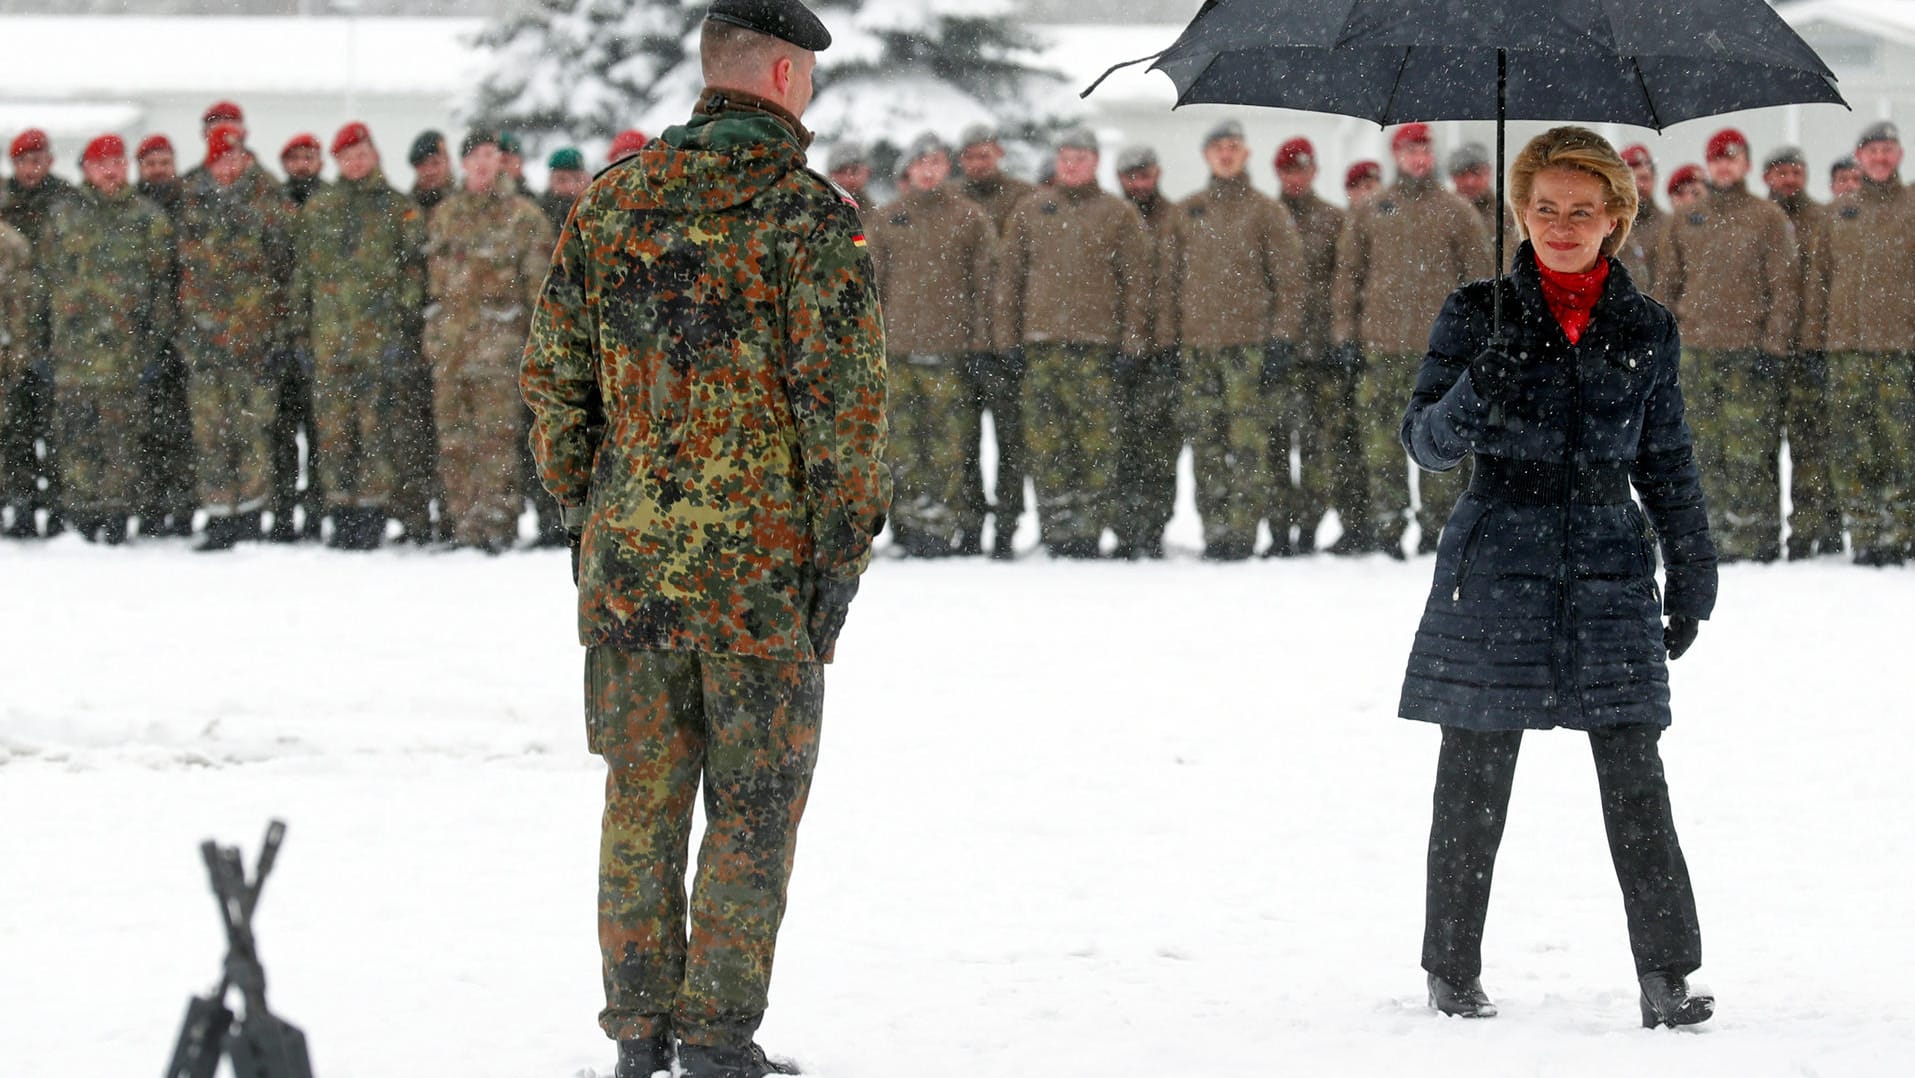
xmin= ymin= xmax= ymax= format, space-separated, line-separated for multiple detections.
xmin=1084 ymin=0 xmax=1848 ymax=336
xmin=164 ymin=820 xmax=316 ymax=1078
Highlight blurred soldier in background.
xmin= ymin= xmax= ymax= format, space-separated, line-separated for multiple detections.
xmin=175 ymin=121 xmax=298 ymax=551
xmin=425 ymin=129 xmax=553 ymax=552
xmin=1830 ymin=154 xmax=1862 ymax=198
xmin=540 ymin=147 xmax=589 ymax=231
xmin=1344 ymin=160 xmax=1382 ymax=206
xmin=1112 ymin=143 xmax=1182 ymax=559
xmin=0 ymin=219 xmax=31 ymax=538
xmin=280 ymin=133 xmax=327 ymax=206
xmin=1763 ymin=144 xmax=1841 ymax=559
xmin=1160 ymin=121 xmax=1304 ymax=560
xmin=994 ymin=128 xmax=1150 ymax=558
xmin=35 ymin=134 xmax=176 ymax=544
xmin=133 ymin=133 xmax=196 ymax=537
xmin=1275 ymin=136 xmax=1356 ymax=555
xmin=957 ymin=123 xmax=1036 ymax=558
xmin=1618 ymin=143 xmax=1666 ymax=297
xmin=498 ymin=131 xmax=526 ymax=194
xmin=1655 ymin=127 xmax=1798 ymax=562
xmin=1448 ymin=141 xmax=1513 ymax=270
xmin=3 ymin=128 xmax=79 ymax=538
xmin=607 ymin=128 xmax=649 ymax=166
xmin=867 ymin=132 xmax=994 ymax=557
xmin=396 ymin=128 xmax=452 ymax=541
xmin=136 ymin=135 xmax=184 ymax=218
xmin=409 ymin=130 xmax=454 ymax=215
xmin=826 ymin=140 xmax=871 ymax=205
xmin=1668 ymin=164 xmax=1706 ymax=211
xmin=1333 ymin=122 xmax=1489 ymax=556
xmin=1819 ymin=122 xmax=1915 ymax=565
xmin=270 ymin=132 xmax=330 ymax=541
xmin=292 ymin=122 xmax=428 ymax=550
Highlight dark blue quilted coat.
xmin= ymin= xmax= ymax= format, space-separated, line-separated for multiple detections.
xmin=1398 ymin=244 xmax=1718 ymax=731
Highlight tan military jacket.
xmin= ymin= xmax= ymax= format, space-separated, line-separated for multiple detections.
xmin=867 ymin=184 xmax=994 ymax=356
xmin=1160 ymin=173 xmax=1305 ymax=350
xmin=425 ymin=186 xmax=554 ymax=380
xmin=1774 ymin=193 xmax=1832 ymax=353
xmin=1819 ymin=177 xmax=1915 ymax=353
xmin=1333 ymin=173 xmax=1490 ymax=354
xmin=0 ymin=221 xmax=29 ymax=385
xmin=1620 ymin=201 xmax=1668 ymax=300
xmin=1128 ymin=190 xmax=1181 ymax=352
xmin=993 ymin=182 xmax=1151 ymax=355
xmin=1279 ymin=189 xmax=1344 ymax=357
xmin=1653 ymin=181 xmax=1798 ymax=354
xmin=961 ymin=173 xmax=1036 ymax=235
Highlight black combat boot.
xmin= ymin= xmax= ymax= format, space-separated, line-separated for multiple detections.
xmin=1639 ymin=971 xmax=1713 ymax=1029
xmin=1201 ymin=537 xmax=1254 ymax=562
xmin=266 ymin=510 xmax=299 ymax=543
xmin=675 ymin=1040 xmax=800 ymax=1078
xmin=1326 ymin=529 xmax=1373 ymax=556
xmin=4 ymin=503 xmax=38 ymax=538
xmin=1047 ymin=538 xmax=1101 ymax=559
xmin=893 ymin=528 xmax=951 ymax=559
xmin=196 ymin=511 xmax=260 ymax=553
xmin=99 ymin=515 xmax=129 ymax=546
xmin=955 ymin=525 xmax=983 ymax=556
xmin=1427 ymin=972 xmax=1498 ymax=1018
xmin=328 ymin=508 xmax=385 ymax=551
xmin=614 ymin=1032 xmax=672 ymax=1078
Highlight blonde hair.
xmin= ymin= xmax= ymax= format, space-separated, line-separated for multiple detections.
xmin=1507 ymin=126 xmax=1639 ymax=258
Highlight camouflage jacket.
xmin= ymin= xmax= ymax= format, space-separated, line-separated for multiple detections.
xmin=33 ymin=183 xmax=176 ymax=387
xmin=521 ymin=93 xmax=891 ymax=663
xmin=292 ymin=170 xmax=427 ymax=370
xmin=424 ymin=185 xmax=552 ymax=377
xmin=175 ymin=163 xmax=297 ymax=364
xmin=0 ymin=221 xmax=30 ymax=383
xmin=2 ymin=174 xmax=81 ymax=248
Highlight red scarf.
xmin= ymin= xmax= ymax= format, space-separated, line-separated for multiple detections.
xmin=1535 ymin=255 xmax=1610 ymax=345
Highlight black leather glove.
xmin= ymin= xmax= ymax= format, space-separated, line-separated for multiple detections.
xmin=806 ymin=575 xmax=860 ymax=658
xmin=1260 ymin=340 xmax=1297 ymax=389
xmin=1664 ymin=614 xmax=1699 ymax=660
xmin=1329 ymin=340 xmax=1364 ymax=369
xmin=567 ymin=529 xmax=582 ymax=585
xmin=1468 ymin=341 xmax=1522 ymax=404
xmin=1000 ymin=346 xmax=1027 ymax=381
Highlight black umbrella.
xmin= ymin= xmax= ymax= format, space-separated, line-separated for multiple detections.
xmin=1084 ymin=0 xmax=1848 ymax=336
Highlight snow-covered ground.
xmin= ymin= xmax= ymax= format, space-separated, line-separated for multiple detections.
xmin=4 ymin=535 xmax=1912 ymax=1077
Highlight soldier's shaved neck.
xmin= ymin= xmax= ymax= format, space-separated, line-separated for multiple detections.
xmin=700 ymin=20 xmax=816 ymax=119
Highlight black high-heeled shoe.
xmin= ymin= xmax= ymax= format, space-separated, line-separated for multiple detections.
xmin=1639 ymin=971 xmax=1714 ymax=1028
xmin=1427 ymin=972 xmax=1498 ymax=1018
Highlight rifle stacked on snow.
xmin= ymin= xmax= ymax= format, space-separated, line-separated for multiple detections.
xmin=165 ymin=819 xmax=315 ymax=1078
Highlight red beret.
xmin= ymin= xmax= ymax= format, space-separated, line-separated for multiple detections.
xmin=608 ymin=129 xmax=649 ymax=163
xmin=1345 ymin=160 xmax=1382 ymax=189
xmin=1274 ymin=137 xmax=1315 ymax=171
xmin=1620 ymin=143 xmax=1654 ymax=168
xmin=206 ymin=122 xmax=246 ymax=162
xmin=82 ymin=135 xmax=126 ymax=164
xmin=10 ymin=128 xmax=50 ymax=159
xmin=330 ymin=122 xmax=372 ymax=157
xmin=203 ymin=100 xmax=245 ymax=126
xmin=281 ymin=133 xmax=321 ymax=160
xmin=136 ymin=134 xmax=174 ymax=160
xmin=1667 ymin=164 xmax=1704 ymax=195
xmin=1390 ymin=123 xmax=1432 ymax=151
xmin=1705 ymin=128 xmax=1747 ymax=161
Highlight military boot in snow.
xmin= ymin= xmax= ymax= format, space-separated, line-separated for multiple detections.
xmin=614 ymin=1032 xmax=671 ymax=1077
xmin=196 ymin=511 xmax=260 ymax=553
xmin=675 ymin=1040 xmax=800 ymax=1078
xmin=1427 ymin=972 xmax=1497 ymax=1018
xmin=1639 ymin=971 xmax=1713 ymax=1029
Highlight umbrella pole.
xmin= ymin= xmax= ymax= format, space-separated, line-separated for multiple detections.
xmin=1494 ymin=48 xmax=1507 ymax=340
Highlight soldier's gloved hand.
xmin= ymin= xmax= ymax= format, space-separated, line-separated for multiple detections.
xmin=1260 ymin=340 xmax=1297 ymax=390
xmin=567 ymin=529 xmax=582 ymax=585
xmin=267 ymin=348 xmax=298 ymax=379
xmin=962 ymin=351 xmax=995 ymax=383
xmin=1329 ymin=340 xmax=1364 ymax=369
xmin=806 ymin=575 xmax=861 ymax=658
xmin=1468 ymin=341 xmax=1522 ymax=404
xmin=1156 ymin=347 xmax=1183 ymax=379
xmin=1755 ymin=352 xmax=1786 ymax=379
xmin=1664 ymin=614 xmax=1699 ymax=660
xmin=1000 ymin=346 xmax=1027 ymax=381
xmin=140 ymin=357 xmax=166 ymax=389
xmin=1105 ymin=350 xmax=1141 ymax=383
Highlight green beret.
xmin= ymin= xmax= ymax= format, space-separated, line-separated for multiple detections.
xmin=547 ymin=147 xmax=584 ymax=172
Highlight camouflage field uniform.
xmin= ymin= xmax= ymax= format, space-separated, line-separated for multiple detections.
xmin=1113 ymin=189 xmax=1182 ymax=558
xmin=959 ymin=172 xmax=1036 ymax=553
xmin=292 ymin=169 xmax=427 ymax=514
xmin=35 ymin=184 xmax=176 ymax=523
xmin=425 ymin=182 xmax=553 ymax=549
xmin=1773 ymin=189 xmax=1841 ymax=557
xmin=2 ymin=175 xmax=80 ymax=531
xmin=134 ymin=178 xmax=195 ymax=534
xmin=175 ymin=164 xmax=297 ymax=520
xmin=0 ymin=220 xmax=31 ymax=529
xmin=866 ymin=183 xmax=994 ymax=554
xmin=1281 ymin=187 xmax=1359 ymax=552
xmin=521 ymin=91 xmax=889 ymax=1052
xmin=393 ymin=184 xmax=452 ymax=539
xmin=271 ymin=176 xmax=328 ymax=537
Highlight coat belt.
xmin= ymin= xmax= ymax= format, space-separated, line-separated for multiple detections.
xmin=1468 ymin=457 xmax=1630 ymax=505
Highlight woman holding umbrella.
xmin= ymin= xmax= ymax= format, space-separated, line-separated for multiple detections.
xmin=1397 ymin=127 xmax=1718 ymax=1028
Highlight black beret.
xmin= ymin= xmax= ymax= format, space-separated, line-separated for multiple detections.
xmin=408 ymin=129 xmax=445 ymax=166
xmin=459 ymin=129 xmax=500 ymax=158
xmin=707 ymin=0 xmax=832 ymax=52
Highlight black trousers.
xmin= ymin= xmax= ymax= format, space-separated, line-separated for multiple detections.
xmin=1422 ymin=725 xmax=1701 ymax=983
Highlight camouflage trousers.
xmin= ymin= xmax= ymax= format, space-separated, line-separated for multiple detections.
xmin=1111 ymin=349 xmax=1181 ymax=548
xmin=888 ymin=354 xmax=976 ymax=545
xmin=967 ymin=354 xmax=1027 ymax=545
xmin=1262 ymin=353 xmax=1313 ymax=549
xmin=1180 ymin=345 xmax=1266 ymax=548
xmin=1022 ymin=343 xmax=1117 ymax=548
xmin=1298 ymin=355 xmax=1370 ymax=548
xmin=1826 ymin=351 xmax=1915 ymax=556
xmin=269 ymin=358 xmax=321 ymax=528
xmin=1 ymin=363 xmax=51 ymax=515
xmin=434 ymin=372 xmax=521 ymax=549
xmin=51 ymin=378 xmax=141 ymax=516
xmin=1682 ymin=349 xmax=1781 ymax=560
xmin=314 ymin=360 xmax=397 ymax=509
xmin=1358 ymin=351 xmax=1464 ymax=549
xmin=138 ymin=346 xmax=196 ymax=523
xmin=1779 ymin=351 xmax=1841 ymax=552
xmin=387 ymin=361 xmax=442 ymax=539
xmin=588 ymin=646 xmax=824 ymax=1051
xmin=189 ymin=359 xmax=276 ymax=517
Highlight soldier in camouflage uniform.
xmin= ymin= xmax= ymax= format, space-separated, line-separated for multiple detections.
xmin=1332 ymin=123 xmax=1490 ymax=556
xmin=866 ymin=132 xmax=993 ymax=557
xmin=175 ymin=122 xmax=299 ymax=551
xmin=396 ymin=129 xmax=453 ymax=542
xmin=1817 ymin=122 xmax=1915 ymax=565
xmin=1653 ymin=127 xmax=1799 ymax=562
xmin=1160 ymin=121 xmax=1306 ymax=560
xmin=1111 ymin=144 xmax=1182 ymax=560
xmin=3 ymin=128 xmax=81 ymax=538
xmin=0 ymin=218 xmax=30 ymax=537
xmin=34 ymin=135 xmax=176 ymax=543
xmin=520 ymin=5 xmax=888 ymax=1076
xmin=290 ymin=123 xmax=428 ymax=550
xmin=134 ymin=134 xmax=197 ymax=537
xmin=957 ymin=124 xmax=1037 ymax=558
xmin=1276 ymin=138 xmax=1358 ymax=555
xmin=1763 ymin=145 xmax=1841 ymax=559
xmin=539 ymin=147 xmax=589 ymax=232
xmin=425 ymin=130 xmax=554 ymax=552
xmin=994 ymin=128 xmax=1151 ymax=559
xmin=267 ymin=133 xmax=330 ymax=541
